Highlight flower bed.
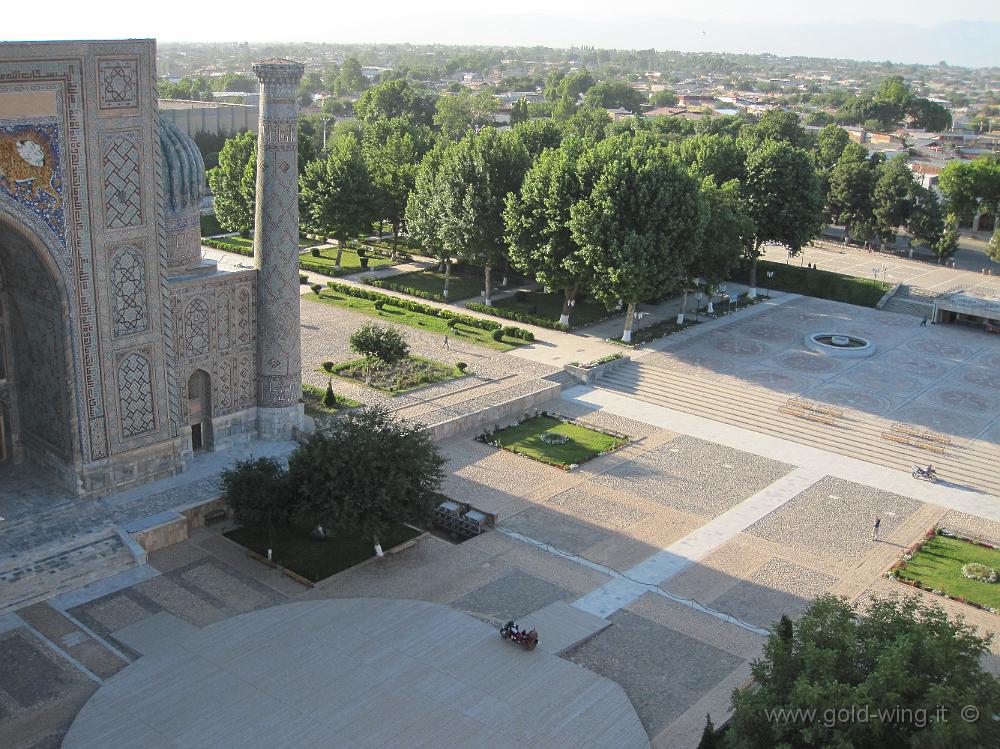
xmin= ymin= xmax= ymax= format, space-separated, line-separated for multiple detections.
xmin=330 ymin=355 xmax=464 ymax=395
xmin=888 ymin=528 xmax=1000 ymax=613
xmin=477 ymin=413 xmax=628 ymax=470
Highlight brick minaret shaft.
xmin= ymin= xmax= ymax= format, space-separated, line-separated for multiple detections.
xmin=251 ymin=59 xmax=305 ymax=438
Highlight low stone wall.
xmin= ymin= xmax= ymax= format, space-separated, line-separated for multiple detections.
xmin=121 ymin=511 xmax=188 ymax=554
xmin=877 ymin=283 xmax=901 ymax=310
xmin=425 ymin=382 xmax=561 ymax=440
xmin=564 ymin=356 xmax=630 ymax=385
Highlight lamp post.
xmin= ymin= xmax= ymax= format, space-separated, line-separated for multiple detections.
xmin=765 ymin=271 xmax=774 ymax=298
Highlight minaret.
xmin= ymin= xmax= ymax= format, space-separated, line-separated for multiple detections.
xmin=251 ymin=58 xmax=305 ymax=439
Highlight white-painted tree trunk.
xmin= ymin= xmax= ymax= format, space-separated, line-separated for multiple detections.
xmin=483 ymin=265 xmax=493 ymax=307
xmin=374 ymin=543 xmax=384 ymax=558
xmin=677 ymin=288 xmax=688 ymax=325
xmin=443 ymin=258 xmax=451 ymax=299
xmin=622 ymin=303 xmax=636 ymax=342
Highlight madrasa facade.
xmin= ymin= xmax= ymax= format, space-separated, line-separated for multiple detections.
xmin=0 ymin=39 xmax=306 ymax=496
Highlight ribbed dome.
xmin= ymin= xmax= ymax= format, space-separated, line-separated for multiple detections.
xmin=159 ymin=120 xmax=205 ymax=214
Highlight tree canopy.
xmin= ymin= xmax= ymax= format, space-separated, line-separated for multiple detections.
xmin=434 ymin=90 xmax=500 ymax=141
xmin=726 ymin=595 xmax=1000 ymax=749
xmin=299 ymin=132 xmax=375 ymax=254
xmin=583 ymin=80 xmax=646 ymax=112
xmin=207 ymin=130 xmax=256 ymax=237
xmin=570 ymin=134 xmax=706 ymax=341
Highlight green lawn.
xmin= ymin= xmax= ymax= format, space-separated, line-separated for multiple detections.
xmin=305 ymin=290 xmax=523 ymax=351
xmin=489 ymin=415 xmax=628 ymax=469
xmin=896 ymin=535 xmax=1000 ymax=610
xmin=301 ymin=383 xmax=361 ymax=419
xmin=301 ymin=246 xmax=394 ymax=276
xmin=225 ymin=523 xmax=421 ymax=582
xmin=745 ymin=260 xmax=890 ymax=307
xmin=329 ymin=355 xmax=464 ymax=395
xmin=493 ymin=291 xmax=611 ymax=328
xmin=376 ymin=262 xmax=486 ymax=302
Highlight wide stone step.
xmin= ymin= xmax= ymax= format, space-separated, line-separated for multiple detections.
xmin=881 ymin=297 xmax=933 ymax=318
xmin=0 ymin=530 xmax=138 ymax=615
xmin=598 ymin=362 xmax=1000 ymax=495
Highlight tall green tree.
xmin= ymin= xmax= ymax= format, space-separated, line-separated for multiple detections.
xmin=435 ymin=129 xmax=530 ymax=305
xmin=725 ymin=595 xmax=1000 ymax=749
xmin=434 ymin=90 xmax=499 ymax=141
xmin=349 ymin=323 xmax=409 ymax=385
xmin=675 ymin=133 xmax=746 ymax=186
xmin=221 ymin=457 xmax=294 ymax=557
xmin=680 ymin=178 xmax=752 ymax=321
xmin=908 ymin=185 xmax=947 ymax=255
xmin=739 ymin=109 xmax=813 ymax=150
xmin=741 ymin=139 xmax=824 ymax=292
xmin=583 ymin=80 xmax=646 ymax=112
xmin=562 ymin=105 xmax=612 ymax=143
xmin=354 ymin=78 xmax=436 ymax=127
xmin=873 ymin=155 xmax=918 ymax=242
xmin=286 ymin=407 xmax=445 ymax=555
xmin=827 ymin=142 xmax=879 ymax=243
xmin=512 ymin=118 xmax=563 ymax=160
xmin=815 ymin=124 xmax=852 ymax=171
xmin=988 ymin=228 xmax=1000 ymax=262
xmin=504 ymin=138 xmax=591 ymax=326
xmin=405 ymin=144 xmax=454 ymax=296
xmin=207 ymin=131 xmax=256 ymax=237
xmin=361 ymin=118 xmax=431 ymax=253
xmin=940 ymin=155 xmax=1000 ymax=232
xmin=571 ymin=134 xmax=706 ymax=342
xmin=509 ymin=97 xmax=530 ymax=126
xmin=299 ymin=133 xmax=376 ymax=267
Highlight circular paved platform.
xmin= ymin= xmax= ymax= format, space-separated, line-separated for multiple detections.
xmin=63 ymin=598 xmax=648 ymax=749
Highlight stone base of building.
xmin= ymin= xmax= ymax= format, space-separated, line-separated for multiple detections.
xmin=77 ymin=438 xmax=188 ymax=498
xmin=257 ymin=404 xmax=304 ymax=441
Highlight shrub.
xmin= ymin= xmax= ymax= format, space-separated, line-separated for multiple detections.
xmin=310 ymin=283 xmax=322 ymax=295
xmin=373 ymin=299 xmax=386 ymax=311
xmin=447 ymin=317 xmax=459 ymax=328
xmin=465 ymin=301 xmax=567 ymax=333
xmin=514 ymin=290 xmax=528 ymax=302
xmin=503 ymin=325 xmax=518 ymax=337
xmin=349 ymin=323 xmax=410 ymax=368
xmin=322 ymin=361 xmax=334 ymax=372
xmin=456 ymin=362 xmax=468 ymax=372
xmin=491 ymin=328 xmax=504 ymax=342
xmin=299 ymin=274 xmax=308 ymax=284
xmin=322 ymin=380 xmax=337 ymax=408
xmin=310 ymin=247 xmax=321 ymax=257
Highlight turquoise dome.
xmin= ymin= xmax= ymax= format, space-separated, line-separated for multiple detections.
xmin=159 ymin=120 xmax=205 ymax=214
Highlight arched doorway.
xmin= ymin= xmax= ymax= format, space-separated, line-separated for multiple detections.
xmin=187 ymin=369 xmax=212 ymax=451
xmin=0 ymin=218 xmax=77 ymax=480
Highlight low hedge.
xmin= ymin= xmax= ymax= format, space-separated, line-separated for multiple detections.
xmin=365 ymin=277 xmax=442 ymax=301
xmin=202 ymin=237 xmax=253 ymax=256
xmin=465 ymin=301 xmax=569 ymax=332
xmin=322 ymin=281 xmax=534 ymax=341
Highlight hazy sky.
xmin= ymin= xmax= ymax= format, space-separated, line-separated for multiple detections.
xmin=6 ymin=0 xmax=1000 ymax=43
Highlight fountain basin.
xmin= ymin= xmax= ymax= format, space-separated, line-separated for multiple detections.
xmin=805 ymin=332 xmax=876 ymax=358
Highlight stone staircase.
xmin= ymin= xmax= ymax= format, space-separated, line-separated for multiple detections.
xmin=596 ymin=360 xmax=1000 ymax=496
xmin=0 ymin=529 xmax=139 ymax=615
xmin=881 ymin=285 xmax=936 ymax=319
xmin=542 ymin=369 xmax=580 ymax=391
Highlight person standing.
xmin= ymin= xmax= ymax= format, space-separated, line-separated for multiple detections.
xmin=872 ymin=516 xmax=881 ymax=542
xmin=920 ymin=318 xmax=928 ymax=327
xmin=443 ymin=334 xmax=450 ymax=350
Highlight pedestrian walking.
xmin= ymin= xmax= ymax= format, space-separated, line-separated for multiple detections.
xmin=872 ymin=516 xmax=881 ymax=542
xmin=920 ymin=317 xmax=927 ymax=327
xmin=443 ymin=334 xmax=450 ymax=350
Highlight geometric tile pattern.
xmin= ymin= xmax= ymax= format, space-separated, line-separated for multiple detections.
xmin=110 ymin=248 xmax=147 ymax=336
xmin=97 ymin=58 xmax=139 ymax=110
xmin=117 ymin=352 xmax=155 ymax=438
xmin=183 ymin=298 xmax=210 ymax=357
xmin=102 ymin=134 xmax=142 ymax=229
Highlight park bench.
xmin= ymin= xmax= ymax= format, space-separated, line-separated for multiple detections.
xmin=890 ymin=423 xmax=952 ymax=446
xmin=779 ymin=406 xmax=836 ymax=426
xmin=789 ymin=398 xmax=843 ymax=418
xmin=880 ymin=431 xmax=946 ymax=454
xmin=387 ymin=539 xmax=418 ymax=555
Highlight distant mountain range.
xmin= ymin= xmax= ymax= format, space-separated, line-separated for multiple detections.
xmin=328 ymin=15 xmax=1000 ymax=69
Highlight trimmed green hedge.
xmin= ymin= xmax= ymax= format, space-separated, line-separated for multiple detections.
xmin=365 ymin=277 xmax=443 ymax=302
xmin=199 ymin=213 xmax=225 ymax=237
xmin=465 ymin=301 xmax=569 ymax=332
xmin=323 ymin=281 xmax=535 ymax=341
xmin=203 ymin=237 xmax=252 ymax=256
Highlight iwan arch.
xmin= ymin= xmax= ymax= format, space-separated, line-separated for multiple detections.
xmin=0 ymin=40 xmax=305 ymax=495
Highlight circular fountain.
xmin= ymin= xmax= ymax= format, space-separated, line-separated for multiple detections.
xmin=804 ymin=332 xmax=876 ymax=358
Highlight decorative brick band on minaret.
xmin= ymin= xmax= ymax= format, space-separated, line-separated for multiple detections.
xmin=251 ymin=58 xmax=305 ymax=439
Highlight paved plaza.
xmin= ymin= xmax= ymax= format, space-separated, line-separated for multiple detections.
xmin=2 ymin=292 xmax=999 ymax=749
